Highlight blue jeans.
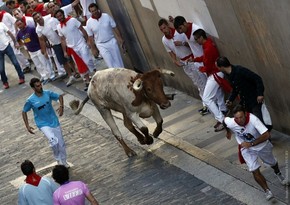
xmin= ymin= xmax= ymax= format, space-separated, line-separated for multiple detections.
xmin=0 ymin=44 xmax=24 ymax=84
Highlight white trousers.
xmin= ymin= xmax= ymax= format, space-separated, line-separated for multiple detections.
xmin=40 ymin=126 xmax=67 ymax=163
xmin=29 ymin=50 xmax=54 ymax=80
xmin=183 ymin=62 xmax=207 ymax=106
xmin=203 ymin=72 xmax=227 ymax=122
xmin=10 ymin=41 xmax=30 ymax=69
xmin=97 ymin=38 xmax=124 ymax=68
xmin=74 ymin=44 xmax=95 ymax=72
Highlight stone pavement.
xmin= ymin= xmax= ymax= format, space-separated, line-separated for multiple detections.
xmin=0 ymin=60 xmax=289 ymax=204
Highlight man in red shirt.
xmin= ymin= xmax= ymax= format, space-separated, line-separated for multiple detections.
xmin=193 ymin=29 xmax=227 ymax=132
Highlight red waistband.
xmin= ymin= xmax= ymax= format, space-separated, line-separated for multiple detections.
xmin=181 ymin=54 xmax=194 ymax=61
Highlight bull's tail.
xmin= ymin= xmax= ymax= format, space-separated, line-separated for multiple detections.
xmin=69 ymin=96 xmax=90 ymax=115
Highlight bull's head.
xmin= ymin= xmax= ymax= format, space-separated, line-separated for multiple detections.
xmin=132 ymin=69 xmax=174 ymax=109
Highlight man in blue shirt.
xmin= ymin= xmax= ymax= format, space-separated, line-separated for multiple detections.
xmin=18 ymin=160 xmax=59 ymax=205
xmin=22 ymin=78 xmax=69 ymax=167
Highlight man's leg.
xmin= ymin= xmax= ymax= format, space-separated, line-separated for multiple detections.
xmin=5 ymin=44 xmax=25 ymax=80
xmin=0 ymin=50 xmax=8 ymax=84
xmin=252 ymin=168 xmax=269 ymax=191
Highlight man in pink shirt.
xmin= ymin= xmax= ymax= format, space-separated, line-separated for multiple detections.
xmin=52 ymin=165 xmax=99 ymax=205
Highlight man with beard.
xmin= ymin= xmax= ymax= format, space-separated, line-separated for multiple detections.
xmin=22 ymin=78 xmax=69 ymax=167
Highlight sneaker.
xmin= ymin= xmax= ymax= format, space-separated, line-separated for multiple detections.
xmin=42 ymin=79 xmax=50 ymax=85
xmin=214 ymin=123 xmax=224 ymax=132
xmin=214 ymin=121 xmax=221 ymax=129
xmin=198 ymin=106 xmax=205 ymax=113
xmin=19 ymin=78 xmax=25 ymax=85
xmin=200 ymin=107 xmax=209 ymax=116
xmin=57 ymin=160 xmax=70 ymax=168
xmin=66 ymin=76 xmax=77 ymax=87
xmin=84 ymin=83 xmax=89 ymax=91
xmin=23 ymin=66 xmax=31 ymax=74
xmin=57 ymin=73 xmax=67 ymax=79
xmin=3 ymin=82 xmax=9 ymax=89
xmin=275 ymin=172 xmax=289 ymax=185
xmin=265 ymin=189 xmax=274 ymax=201
xmin=50 ymin=75 xmax=57 ymax=81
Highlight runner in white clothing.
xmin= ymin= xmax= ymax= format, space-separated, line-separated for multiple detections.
xmin=55 ymin=9 xmax=95 ymax=90
xmin=224 ymin=105 xmax=289 ymax=201
xmin=87 ymin=3 xmax=125 ymax=68
xmin=158 ymin=18 xmax=207 ymax=114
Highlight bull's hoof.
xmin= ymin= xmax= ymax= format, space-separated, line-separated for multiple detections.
xmin=153 ymin=129 xmax=162 ymax=138
xmin=138 ymin=138 xmax=147 ymax=145
xmin=69 ymin=100 xmax=80 ymax=110
xmin=145 ymin=135 xmax=154 ymax=145
xmin=126 ymin=150 xmax=137 ymax=157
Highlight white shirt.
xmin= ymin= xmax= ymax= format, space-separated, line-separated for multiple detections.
xmin=36 ymin=15 xmax=61 ymax=45
xmin=162 ymin=30 xmax=192 ymax=60
xmin=86 ymin=13 xmax=116 ymax=44
xmin=80 ymin=0 xmax=94 ymax=18
xmin=23 ymin=16 xmax=35 ymax=28
xmin=0 ymin=22 xmax=10 ymax=50
xmin=61 ymin=4 xmax=73 ymax=17
xmin=57 ymin=17 xmax=85 ymax=50
xmin=224 ymin=113 xmax=268 ymax=151
xmin=1 ymin=12 xmax=16 ymax=35
xmin=186 ymin=23 xmax=203 ymax=58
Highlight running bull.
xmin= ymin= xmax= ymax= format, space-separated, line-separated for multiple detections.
xmin=69 ymin=68 xmax=175 ymax=157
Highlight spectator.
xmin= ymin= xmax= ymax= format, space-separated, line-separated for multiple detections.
xmin=16 ymin=19 xmax=55 ymax=84
xmin=87 ymin=3 xmax=125 ymax=68
xmin=0 ymin=0 xmax=16 ymax=15
xmin=55 ymin=9 xmax=95 ymax=91
xmin=158 ymin=18 xmax=208 ymax=115
xmin=0 ymin=10 xmax=31 ymax=74
xmin=52 ymin=165 xmax=99 ymax=205
xmin=0 ymin=21 xmax=25 ymax=89
xmin=22 ymin=78 xmax=69 ymax=167
xmin=26 ymin=0 xmax=47 ymax=16
xmin=224 ymin=105 xmax=288 ymax=201
xmin=174 ymin=16 xmax=210 ymax=115
xmin=216 ymin=56 xmax=272 ymax=131
xmin=18 ymin=160 xmax=59 ymax=205
xmin=192 ymin=28 xmax=227 ymax=132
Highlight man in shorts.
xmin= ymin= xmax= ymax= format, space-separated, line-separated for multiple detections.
xmin=224 ymin=105 xmax=288 ymax=201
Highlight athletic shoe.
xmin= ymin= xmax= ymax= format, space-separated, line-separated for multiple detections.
xmin=42 ymin=79 xmax=50 ymax=85
xmin=50 ymin=75 xmax=57 ymax=81
xmin=200 ymin=107 xmax=209 ymax=116
xmin=84 ymin=83 xmax=89 ymax=91
xmin=214 ymin=121 xmax=221 ymax=129
xmin=23 ymin=66 xmax=31 ymax=74
xmin=275 ymin=172 xmax=289 ymax=185
xmin=214 ymin=123 xmax=224 ymax=132
xmin=198 ymin=107 xmax=205 ymax=113
xmin=66 ymin=76 xmax=77 ymax=87
xmin=265 ymin=189 xmax=274 ymax=201
xmin=57 ymin=73 xmax=67 ymax=79
xmin=19 ymin=78 xmax=25 ymax=85
xmin=57 ymin=160 xmax=70 ymax=168
xmin=3 ymin=82 xmax=9 ymax=89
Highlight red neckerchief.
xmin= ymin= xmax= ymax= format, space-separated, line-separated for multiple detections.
xmin=60 ymin=16 xmax=71 ymax=28
xmin=165 ymin=28 xmax=175 ymax=39
xmin=91 ymin=11 xmax=102 ymax=20
xmin=21 ymin=16 xmax=27 ymax=27
xmin=235 ymin=112 xmax=250 ymax=126
xmin=185 ymin=22 xmax=192 ymax=39
xmin=0 ymin=11 xmax=6 ymax=22
xmin=25 ymin=173 xmax=42 ymax=187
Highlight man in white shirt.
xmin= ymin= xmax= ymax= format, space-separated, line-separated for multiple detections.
xmin=55 ymin=9 xmax=95 ymax=91
xmin=158 ymin=18 xmax=208 ymax=115
xmin=0 ymin=22 xmax=25 ymax=89
xmin=33 ymin=12 xmax=79 ymax=85
xmin=224 ymin=105 xmax=288 ymax=201
xmin=87 ymin=3 xmax=124 ymax=68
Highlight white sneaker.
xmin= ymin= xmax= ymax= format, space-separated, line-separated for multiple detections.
xmin=265 ymin=189 xmax=274 ymax=201
xmin=57 ymin=160 xmax=70 ymax=168
xmin=275 ymin=172 xmax=289 ymax=185
xmin=66 ymin=76 xmax=77 ymax=87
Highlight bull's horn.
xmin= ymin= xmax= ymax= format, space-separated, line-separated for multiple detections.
xmin=133 ymin=79 xmax=143 ymax=91
xmin=161 ymin=69 xmax=175 ymax=76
